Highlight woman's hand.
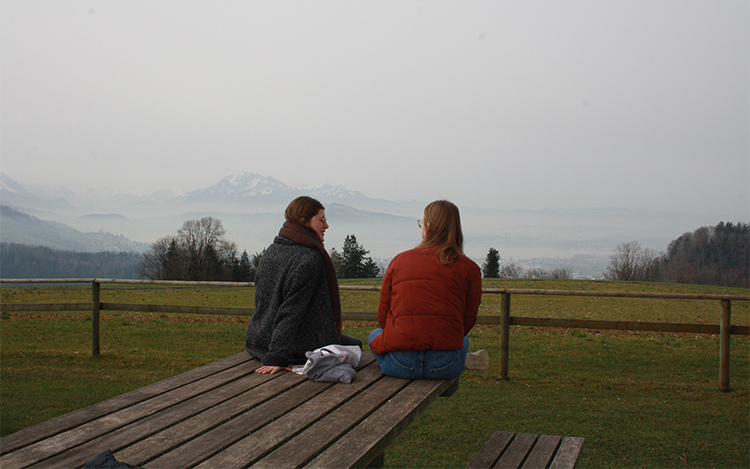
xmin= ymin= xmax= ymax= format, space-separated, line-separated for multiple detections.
xmin=255 ymin=365 xmax=291 ymax=374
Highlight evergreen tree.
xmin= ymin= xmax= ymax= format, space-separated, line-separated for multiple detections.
xmin=338 ymin=234 xmax=380 ymax=278
xmin=250 ymin=248 xmax=266 ymax=282
xmin=482 ymin=247 xmax=501 ymax=278
xmin=362 ymin=256 xmax=382 ymax=278
xmin=330 ymin=247 xmax=343 ymax=276
xmin=163 ymin=238 xmax=186 ymax=280
xmin=236 ymin=250 xmax=253 ymax=282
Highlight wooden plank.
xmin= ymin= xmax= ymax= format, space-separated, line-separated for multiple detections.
xmin=465 ymin=431 xmax=514 ymax=469
xmin=491 ymin=288 xmax=750 ymax=301
xmin=512 ymin=317 xmax=727 ymax=335
xmin=147 ymin=378 xmax=338 ymax=468
xmin=250 ymin=373 xmax=410 ymax=468
xmin=192 ymin=360 xmax=388 ymax=469
xmin=28 ymin=363 xmax=288 ymax=469
xmin=0 ymin=352 xmax=251 ymax=455
xmin=1 ymin=354 xmax=257 ymax=469
xmin=101 ymin=302 xmax=254 ymax=316
xmin=495 ymin=433 xmax=537 ymax=468
xmin=115 ymin=370 xmax=305 ymax=465
xmin=0 ymin=303 xmax=91 ymax=312
xmin=521 ymin=434 xmax=560 ymax=468
xmin=548 ymin=437 xmax=585 ymax=469
xmin=304 ymin=378 xmax=458 ymax=469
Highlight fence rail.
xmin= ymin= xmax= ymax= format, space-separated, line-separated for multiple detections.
xmin=1 ymin=278 xmax=748 ymax=392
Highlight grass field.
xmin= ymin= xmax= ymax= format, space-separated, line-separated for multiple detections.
xmin=1 ymin=279 xmax=748 ymax=468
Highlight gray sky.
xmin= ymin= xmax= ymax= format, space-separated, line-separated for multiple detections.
xmin=2 ymin=1 xmax=748 ymax=219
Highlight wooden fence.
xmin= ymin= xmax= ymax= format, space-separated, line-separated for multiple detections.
xmin=1 ymin=278 xmax=748 ymax=392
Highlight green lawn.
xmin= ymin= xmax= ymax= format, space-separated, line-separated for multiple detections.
xmin=1 ymin=280 xmax=748 ymax=468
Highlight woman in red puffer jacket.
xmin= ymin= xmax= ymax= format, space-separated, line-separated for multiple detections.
xmin=368 ymin=200 xmax=487 ymax=379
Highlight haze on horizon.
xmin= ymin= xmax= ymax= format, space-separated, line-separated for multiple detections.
xmin=1 ymin=1 xmax=748 ymax=224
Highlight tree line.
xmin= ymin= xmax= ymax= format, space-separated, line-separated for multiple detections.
xmin=481 ymin=221 xmax=749 ymax=288
xmin=5 ymin=217 xmax=746 ymax=288
xmin=481 ymin=247 xmax=574 ymax=280
xmin=603 ymin=222 xmax=749 ymax=288
xmin=137 ymin=217 xmax=382 ymax=282
xmin=0 ymin=243 xmax=142 ymax=279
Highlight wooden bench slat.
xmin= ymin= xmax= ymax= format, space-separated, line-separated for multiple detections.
xmin=496 ymin=433 xmax=538 ymax=468
xmin=0 ymin=352 xmax=251 ymax=455
xmin=466 ymin=431 xmax=584 ymax=469
xmin=548 ymin=437 xmax=585 ymax=469
xmin=466 ymin=431 xmax=515 ymax=469
xmin=521 ymin=434 xmax=561 ymax=469
xmin=191 ymin=360 xmax=389 ymax=469
xmin=2 ymin=354 xmax=257 ymax=469
xmin=305 ymin=377 xmax=458 ymax=469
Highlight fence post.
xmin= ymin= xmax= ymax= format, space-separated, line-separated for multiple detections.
xmin=498 ymin=292 xmax=511 ymax=380
xmin=719 ymin=299 xmax=731 ymax=392
xmin=92 ymin=280 xmax=101 ymax=357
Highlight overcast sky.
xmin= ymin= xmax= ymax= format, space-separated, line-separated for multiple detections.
xmin=1 ymin=1 xmax=748 ymax=220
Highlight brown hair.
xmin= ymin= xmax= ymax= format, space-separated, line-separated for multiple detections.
xmin=285 ymin=196 xmax=325 ymax=228
xmin=419 ymin=200 xmax=464 ymax=265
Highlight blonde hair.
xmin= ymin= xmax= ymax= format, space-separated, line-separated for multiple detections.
xmin=419 ymin=200 xmax=464 ymax=265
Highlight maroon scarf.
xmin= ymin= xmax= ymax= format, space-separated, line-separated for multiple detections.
xmin=278 ymin=221 xmax=342 ymax=335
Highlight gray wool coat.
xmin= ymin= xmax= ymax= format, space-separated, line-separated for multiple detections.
xmin=245 ymin=236 xmax=340 ymax=367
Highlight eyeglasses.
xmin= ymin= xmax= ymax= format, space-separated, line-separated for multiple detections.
xmin=417 ymin=219 xmax=422 ymax=228
xmin=312 ymin=217 xmax=327 ymax=224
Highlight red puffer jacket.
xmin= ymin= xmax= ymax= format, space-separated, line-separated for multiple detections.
xmin=369 ymin=246 xmax=482 ymax=354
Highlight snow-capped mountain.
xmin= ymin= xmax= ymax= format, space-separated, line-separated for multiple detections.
xmin=187 ymin=173 xmax=294 ymax=199
xmin=0 ymin=171 xmax=75 ymax=213
xmin=186 ymin=172 xmax=373 ymax=202
xmin=174 ymin=172 xmax=405 ymax=214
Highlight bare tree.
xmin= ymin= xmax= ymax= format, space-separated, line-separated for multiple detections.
xmin=137 ymin=235 xmax=178 ymax=280
xmin=604 ymin=241 xmax=659 ymax=281
xmin=178 ymin=217 xmax=233 ymax=280
xmin=523 ymin=268 xmax=547 ymax=279
xmin=549 ymin=267 xmax=574 ymax=279
xmin=499 ymin=263 xmax=523 ymax=278
xmin=138 ymin=217 xmax=237 ymax=281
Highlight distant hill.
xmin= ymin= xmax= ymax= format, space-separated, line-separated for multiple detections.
xmin=1 ymin=243 xmax=142 ymax=279
xmin=0 ymin=205 xmax=149 ymax=253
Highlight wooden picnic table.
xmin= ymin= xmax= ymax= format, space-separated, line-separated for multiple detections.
xmin=0 ymin=351 xmax=457 ymax=468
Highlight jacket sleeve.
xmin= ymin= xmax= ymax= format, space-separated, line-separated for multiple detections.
xmin=264 ymin=253 xmax=323 ymax=366
xmin=462 ymin=262 xmax=482 ymax=335
xmin=377 ymin=265 xmax=394 ymax=329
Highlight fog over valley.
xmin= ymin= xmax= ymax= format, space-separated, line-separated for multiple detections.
xmin=2 ymin=172 xmax=738 ymax=278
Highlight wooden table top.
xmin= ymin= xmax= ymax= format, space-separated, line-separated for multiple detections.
xmin=1 ymin=351 xmax=457 ymax=468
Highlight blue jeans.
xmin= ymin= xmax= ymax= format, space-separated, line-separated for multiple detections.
xmin=368 ymin=328 xmax=468 ymax=380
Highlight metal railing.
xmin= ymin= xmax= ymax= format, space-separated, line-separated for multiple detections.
xmin=1 ymin=278 xmax=748 ymax=391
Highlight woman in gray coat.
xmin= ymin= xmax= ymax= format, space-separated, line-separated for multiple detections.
xmin=245 ymin=196 xmax=361 ymax=374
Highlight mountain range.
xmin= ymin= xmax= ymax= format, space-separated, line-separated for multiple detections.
xmin=1 ymin=171 xmax=730 ymax=278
